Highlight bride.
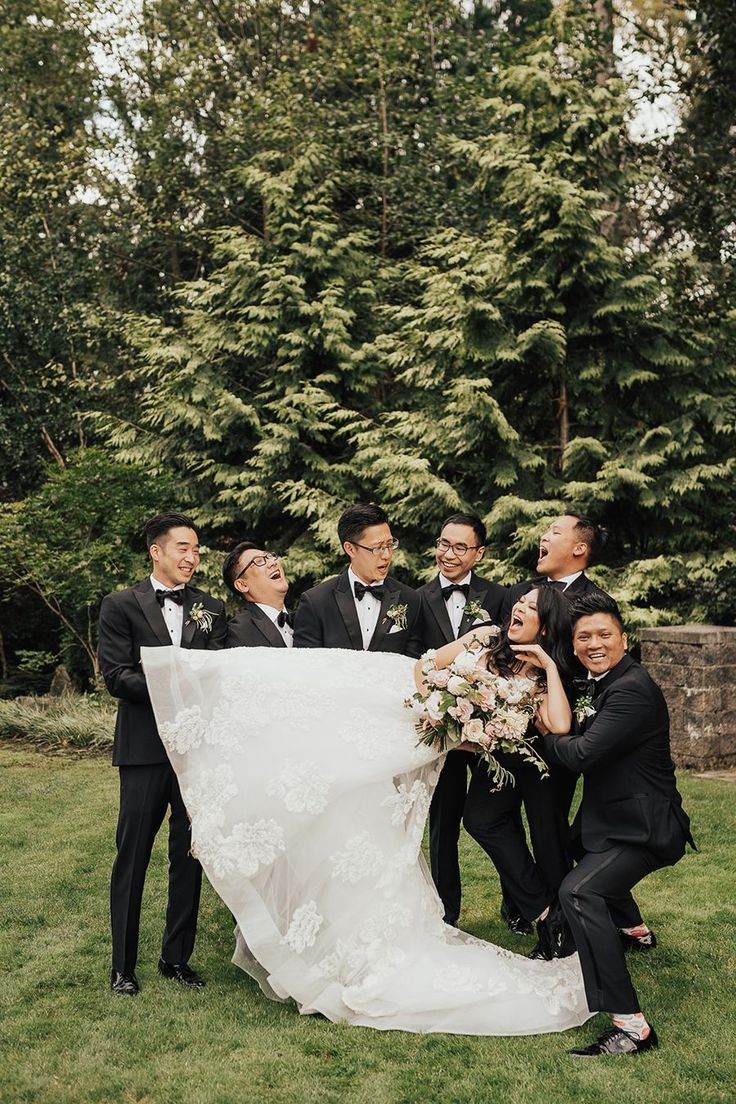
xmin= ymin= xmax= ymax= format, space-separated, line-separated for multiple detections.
xmin=141 ymin=586 xmax=592 ymax=1036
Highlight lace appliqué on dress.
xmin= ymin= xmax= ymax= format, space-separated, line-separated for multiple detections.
xmin=284 ymin=901 xmax=323 ymax=953
xmin=159 ymin=705 xmax=208 ymax=755
xmin=266 ymin=760 xmax=334 ymax=815
xmin=331 ymin=831 xmax=385 ymax=884
xmin=192 ymin=818 xmax=286 ymax=879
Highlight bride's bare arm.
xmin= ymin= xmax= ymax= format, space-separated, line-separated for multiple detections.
xmin=508 ymin=644 xmax=572 ymax=734
xmin=413 ymin=625 xmax=498 ymax=693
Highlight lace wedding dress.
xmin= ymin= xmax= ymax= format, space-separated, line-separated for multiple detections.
xmin=142 ymin=645 xmax=592 ymax=1035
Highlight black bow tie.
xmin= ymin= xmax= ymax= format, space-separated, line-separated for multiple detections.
xmin=547 ymin=580 xmax=568 ymax=591
xmin=443 ymin=583 xmax=470 ymax=601
xmin=354 ymin=581 xmax=385 ymax=602
xmin=155 ymin=589 xmax=185 ymax=606
xmin=277 ymin=610 xmax=294 ymax=629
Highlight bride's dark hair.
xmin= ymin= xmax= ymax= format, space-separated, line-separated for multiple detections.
xmin=485 ymin=583 xmax=575 ymax=684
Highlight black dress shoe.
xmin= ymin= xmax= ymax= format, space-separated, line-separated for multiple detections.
xmin=570 ymin=1026 xmax=658 ymax=1057
xmin=619 ymin=928 xmax=658 ymax=952
xmin=500 ymin=901 xmax=533 ymax=936
xmin=531 ymin=900 xmax=576 ymax=961
xmin=158 ymin=959 xmax=205 ymax=988
xmin=110 ymin=970 xmax=139 ymax=996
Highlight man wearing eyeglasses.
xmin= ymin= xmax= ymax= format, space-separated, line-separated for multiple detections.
xmin=418 ymin=513 xmax=508 ymax=929
xmin=223 ymin=543 xmax=294 ymax=648
xmin=293 ymin=503 xmax=422 ymax=657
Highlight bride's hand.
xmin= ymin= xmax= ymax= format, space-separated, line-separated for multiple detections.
xmin=509 ymin=642 xmax=556 ymax=672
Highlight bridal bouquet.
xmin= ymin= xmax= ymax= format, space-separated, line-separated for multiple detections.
xmin=406 ymin=649 xmax=549 ymax=790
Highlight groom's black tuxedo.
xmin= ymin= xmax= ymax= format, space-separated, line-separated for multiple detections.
xmin=227 ymin=603 xmax=289 ymax=648
xmin=98 ymin=579 xmax=227 ymax=975
xmin=293 ymin=569 xmax=422 ymax=658
xmin=417 ymin=572 xmax=507 ymax=925
xmin=546 ymin=655 xmax=693 ymax=1013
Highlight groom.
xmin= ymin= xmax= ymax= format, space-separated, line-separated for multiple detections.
xmin=418 ymin=513 xmax=507 ymax=928
xmin=98 ymin=513 xmax=227 ymax=996
xmin=223 ymin=542 xmax=294 ymax=648
xmin=293 ymin=503 xmax=422 ymax=657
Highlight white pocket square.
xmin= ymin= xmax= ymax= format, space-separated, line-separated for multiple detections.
xmin=388 ymin=624 xmax=404 ymax=634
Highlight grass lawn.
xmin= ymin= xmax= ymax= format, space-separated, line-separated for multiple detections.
xmin=0 ymin=746 xmax=734 ymax=1104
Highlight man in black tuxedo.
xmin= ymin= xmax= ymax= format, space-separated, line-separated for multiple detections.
xmin=98 ymin=513 xmax=227 ymax=996
xmin=546 ymin=593 xmax=694 ymax=1057
xmin=223 ymin=542 xmax=294 ymax=648
xmin=418 ymin=512 xmax=507 ymax=927
xmin=501 ymin=512 xmax=608 ymax=620
xmin=293 ymin=503 xmax=422 ymax=657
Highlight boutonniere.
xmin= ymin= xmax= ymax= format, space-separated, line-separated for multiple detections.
xmin=574 ymin=691 xmax=596 ymax=724
xmin=385 ymin=603 xmax=408 ymax=630
xmin=464 ymin=599 xmax=492 ymax=623
xmin=185 ymin=602 xmax=215 ymax=634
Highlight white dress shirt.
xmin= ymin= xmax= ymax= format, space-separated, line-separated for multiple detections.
xmin=546 ymin=570 xmax=583 ymax=591
xmin=256 ymin=603 xmax=293 ymax=648
xmin=439 ymin=571 xmax=472 ymax=639
xmin=150 ymin=574 xmax=185 ymax=646
xmin=348 ymin=567 xmax=382 ymax=650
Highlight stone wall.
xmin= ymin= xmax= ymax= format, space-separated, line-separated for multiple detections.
xmin=639 ymin=625 xmax=736 ymax=770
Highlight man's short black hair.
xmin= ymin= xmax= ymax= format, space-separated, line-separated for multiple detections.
xmin=440 ymin=513 xmax=486 ymax=548
xmin=337 ymin=503 xmax=389 ymax=548
xmin=144 ymin=513 xmax=199 ymax=549
xmin=222 ymin=541 xmax=260 ymax=595
xmin=566 ymin=513 xmax=608 ymax=567
xmin=571 ymin=591 xmax=624 ymax=631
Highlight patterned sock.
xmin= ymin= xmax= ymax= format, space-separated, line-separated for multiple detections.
xmin=612 ymin=1012 xmax=651 ymax=1040
xmin=621 ymin=924 xmax=651 ymax=936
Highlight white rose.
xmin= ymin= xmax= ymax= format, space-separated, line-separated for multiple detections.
xmin=447 ymin=675 xmax=469 ymax=696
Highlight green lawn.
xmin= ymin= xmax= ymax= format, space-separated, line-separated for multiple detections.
xmin=0 ymin=747 xmax=733 ymax=1104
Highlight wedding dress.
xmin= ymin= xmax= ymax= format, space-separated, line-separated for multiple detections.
xmin=142 ymin=645 xmax=592 ymax=1035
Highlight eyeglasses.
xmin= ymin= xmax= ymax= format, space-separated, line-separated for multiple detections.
xmin=436 ymin=538 xmax=481 ymax=557
xmin=351 ymin=539 xmax=399 ymax=556
xmin=235 ymin=552 xmax=279 ymax=579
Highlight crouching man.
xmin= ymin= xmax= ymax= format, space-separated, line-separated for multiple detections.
xmin=545 ymin=593 xmax=694 ymax=1057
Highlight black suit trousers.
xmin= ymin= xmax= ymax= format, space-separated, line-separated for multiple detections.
xmin=558 ymin=844 xmax=660 ymax=1013
xmin=110 ymin=763 xmax=202 ymax=973
xmin=463 ymin=754 xmax=577 ymax=921
xmin=429 ymin=750 xmax=475 ymax=924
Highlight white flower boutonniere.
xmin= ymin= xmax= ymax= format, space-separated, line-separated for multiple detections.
xmin=464 ymin=599 xmax=492 ymax=624
xmin=186 ymin=602 xmax=215 ymax=634
xmin=385 ymin=603 xmax=408 ymax=631
xmin=574 ymin=691 xmax=596 ymax=724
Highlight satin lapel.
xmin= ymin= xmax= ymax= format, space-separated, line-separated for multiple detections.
xmin=181 ymin=588 xmax=197 ymax=648
xmin=458 ymin=574 xmax=489 ymax=635
xmin=369 ymin=581 xmax=401 ymax=651
xmin=134 ymin=581 xmax=171 ymax=647
xmin=250 ymin=606 xmax=287 ymax=648
xmin=333 ymin=573 xmax=363 ymax=650
xmin=425 ymin=579 xmax=455 ymax=641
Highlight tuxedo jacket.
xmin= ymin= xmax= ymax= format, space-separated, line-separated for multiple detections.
xmin=98 ymin=580 xmax=227 ymax=766
xmin=418 ymin=572 xmax=507 ymax=650
xmin=227 ymin=603 xmax=288 ymax=648
xmin=293 ymin=569 xmax=423 ymax=658
xmin=544 ymin=655 xmax=693 ymax=864
xmin=501 ymin=572 xmax=605 ymax=623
